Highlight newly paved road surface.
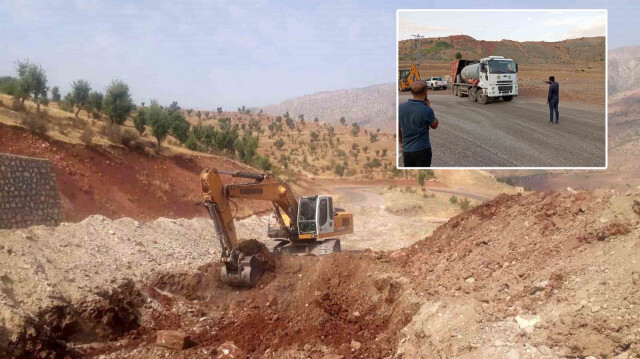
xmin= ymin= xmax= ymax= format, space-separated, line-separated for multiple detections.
xmin=398 ymin=92 xmax=606 ymax=167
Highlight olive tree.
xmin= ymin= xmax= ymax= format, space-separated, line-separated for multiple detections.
xmin=103 ymin=80 xmax=135 ymax=125
xmin=71 ymin=80 xmax=91 ymax=118
xmin=88 ymin=91 xmax=104 ymax=118
xmin=134 ymin=107 xmax=147 ymax=135
xmin=16 ymin=60 xmax=48 ymax=112
xmin=147 ymin=100 xmax=171 ymax=150
xmin=51 ymin=86 xmax=61 ymax=102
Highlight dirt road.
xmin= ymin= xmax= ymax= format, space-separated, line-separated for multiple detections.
xmin=398 ymin=92 xmax=606 ymax=167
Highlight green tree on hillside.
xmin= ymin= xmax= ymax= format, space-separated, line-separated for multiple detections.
xmin=170 ymin=111 xmax=190 ymax=143
xmin=455 ymin=52 xmax=462 ymax=60
xmin=88 ymin=91 xmax=104 ymax=118
xmin=51 ymin=86 xmax=61 ymax=102
xmin=234 ymin=132 xmax=259 ymax=163
xmin=134 ymin=107 xmax=147 ymax=135
xmin=147 ymin=100 xmax=171 ymax=150
xmin=71 ymin=80 xmax=91 ymax=118
xmin=16 ymin=60 xmax=48 ymax=112
xmin=103 ymin=80 xmax=135 ymax=125
xmin=339 ymin=116 xmax=346 ymax=126
xmin=217 ymin=107 xmax=223 ymax=114
xmin=351 ymin=123 xmax=360 ymax=137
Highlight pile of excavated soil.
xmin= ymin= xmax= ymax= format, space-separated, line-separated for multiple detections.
xmin=2 ymin=189 xmax=640 ymax=359
xmin=0 ymin=214 xmax=269 ymax=356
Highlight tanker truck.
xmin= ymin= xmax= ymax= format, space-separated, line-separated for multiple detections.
xmin=450 ymin=56 xmax=519 ymax=104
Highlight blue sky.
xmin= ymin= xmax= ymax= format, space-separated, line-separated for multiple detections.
xmin=0 ymin=0 xmax=637 ymax=109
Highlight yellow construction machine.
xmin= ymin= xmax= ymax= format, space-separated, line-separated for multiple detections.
xmin=398 ymin=64 xmax=422 ymax=91
xmin=200 ymin=168 xmax=353 ymax=287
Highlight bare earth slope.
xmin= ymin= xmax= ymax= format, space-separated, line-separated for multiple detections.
xmin=0 ymin=123 xmax=274 ymax=222
xmin=2 ymin=188 xmax=638 ymax=358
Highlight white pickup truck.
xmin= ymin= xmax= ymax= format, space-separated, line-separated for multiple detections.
xmin=425 ymin=77 xmax=448 ymax=90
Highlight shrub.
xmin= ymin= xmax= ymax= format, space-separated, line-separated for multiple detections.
xmin=102 ymin=122 xmax=122 ymax=143
xmin=253 ymin=155 xmax=272 ymax=171
xmin=121 ymin=128 xmax=139 ymax=145
xmin=459 ymin=198 xmax=472 ymax=211
xmin=80 ymin=126 xmax=94 ymax=145
xmin=449 ymin=195 xmax=458 ymax=204
xmin=21 ymin=115 xmax=48 ymax=134
xmin=12 ymin=97 xmax=26 ymax=112
xmin=185 ymin=132 xmax=200 ymax=151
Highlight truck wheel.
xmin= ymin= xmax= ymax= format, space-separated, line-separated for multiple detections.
xmin=503 ymin=95 xmax=513 ymax=102
xmin=477 ymin=90 xmax=489 ymax=105
xmin=469 ymin=88 xmax=477 ymax=102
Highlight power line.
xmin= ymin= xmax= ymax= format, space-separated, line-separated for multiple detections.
xmin=411 ymin=34 xmax=424 ymax=65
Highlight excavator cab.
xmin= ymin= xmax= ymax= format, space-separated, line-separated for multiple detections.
xmin=297 ymin=195 xmax=334 ymax=235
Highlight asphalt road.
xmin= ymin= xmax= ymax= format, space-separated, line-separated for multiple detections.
xmin=398 ymin=92 xmax=606 ymax=167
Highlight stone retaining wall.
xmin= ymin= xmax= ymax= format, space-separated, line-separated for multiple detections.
xmin=0 ymin=153 xmax=63 ymax=229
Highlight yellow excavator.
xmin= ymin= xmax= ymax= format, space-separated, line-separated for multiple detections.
xmin=398 ymin=64 xmax=422 ymax=91
xmin=200 ymin=168 xmax=354 ymax=287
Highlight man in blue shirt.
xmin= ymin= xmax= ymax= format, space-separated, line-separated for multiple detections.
xmin=545 ymin=76 xmax=560 ymax=124
xmin=398 ymin=81 xmax=439 ymax=167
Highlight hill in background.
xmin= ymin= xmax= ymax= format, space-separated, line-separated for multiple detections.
xmin=399 ymin=35 xmax=606 ymax=64
xmin=260 ymin=83 xmax=396 ymax=131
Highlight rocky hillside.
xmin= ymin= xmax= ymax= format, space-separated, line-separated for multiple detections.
xmin=260 ymin=83 xmax=396 ymax=131
xmin=399 ymin=35 xmax=606 ymax=64
xmin=609 ymin=45 xmax=640 ymax=96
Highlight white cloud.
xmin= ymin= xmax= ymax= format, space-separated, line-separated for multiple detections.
xmin=398 ymin=18 xmax=462 ymax=39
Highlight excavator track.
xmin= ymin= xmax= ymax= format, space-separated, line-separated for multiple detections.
xmin=310 ymin=239 xmax=341 ymax=255
xmin=265 ymin=239 xmax=341 ymax=256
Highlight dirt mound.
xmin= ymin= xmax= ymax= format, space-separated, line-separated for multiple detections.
xmin=3 ymin=189 xmax=639 ymax=358
xmin=6 ymin=281 xmax=142 ymax=358
xmin=0 ymin=123 xmax=273 ymax=222
xmin=391 ymin=189 xmax=640 ymax=358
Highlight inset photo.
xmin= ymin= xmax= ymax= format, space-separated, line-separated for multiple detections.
xmin=397 ymin=9 xmax=607 ymax=169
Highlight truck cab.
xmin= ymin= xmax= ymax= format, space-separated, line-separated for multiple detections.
xmin=479 ymin=56 xmax=518 ymax=100
xmin=451 ymin=56 xmax=519 ymax=104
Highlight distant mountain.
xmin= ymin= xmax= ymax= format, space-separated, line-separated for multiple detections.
xmin=260 ymin=83 xmax=396 ymax=131
xmin=399 ymin=35 xmax=606 ymax=64
xmin=609 ymin=45 xmax=640 ymax=96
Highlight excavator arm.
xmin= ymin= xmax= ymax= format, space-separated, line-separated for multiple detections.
xmin=200 ymin=168 xmax=300 ymax=286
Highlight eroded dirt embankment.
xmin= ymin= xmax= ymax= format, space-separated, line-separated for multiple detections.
xmin=0 ymin=123 xmax=273 ymax=222
xmin=2 ymin=189 xmax=640 ymax=359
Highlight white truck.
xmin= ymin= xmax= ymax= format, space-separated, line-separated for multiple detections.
xmin=424 ymin=77 xmax=448 ymax=90
xmin=450 ymin=56 xmax=519 ymax=104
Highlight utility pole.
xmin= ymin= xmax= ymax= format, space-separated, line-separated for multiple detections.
xmin=411 ymin=34 xmax=424 ymax=65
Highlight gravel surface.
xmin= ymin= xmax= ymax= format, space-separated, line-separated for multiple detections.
xmin=398 ymin=92 xmax=606 ymax=167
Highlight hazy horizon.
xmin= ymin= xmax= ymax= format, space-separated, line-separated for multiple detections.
xmin=0 ymin=0 xmax=637 ymax=110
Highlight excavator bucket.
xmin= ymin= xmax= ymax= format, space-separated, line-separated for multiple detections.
xmin=220 ymin=255 xmax=264 ymax=287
